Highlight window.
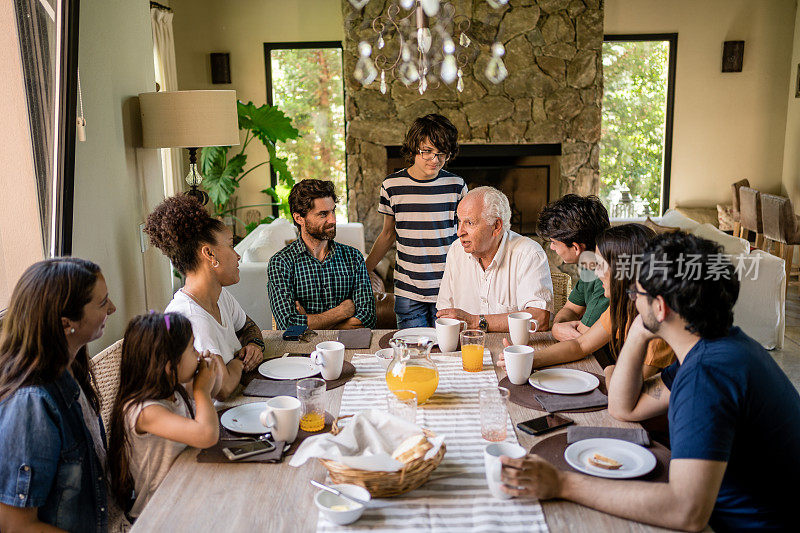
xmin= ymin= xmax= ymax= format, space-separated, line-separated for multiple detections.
xmin=264 ymin=42 xmax=347 ymax=220
xmin=601 ymin=34 xmax=676 ymax=217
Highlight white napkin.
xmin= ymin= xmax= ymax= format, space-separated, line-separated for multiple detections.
xmin=288 ymin=410 xmax=445 ymax=471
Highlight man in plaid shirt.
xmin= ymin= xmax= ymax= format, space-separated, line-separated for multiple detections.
xmin=268 ymin=179 xmax=376 ymax=330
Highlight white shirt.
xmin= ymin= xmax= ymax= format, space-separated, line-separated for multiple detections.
xmin=436 ymin=231 xmax=553 ymax=316
xmin=165 ymin=288 xmax=246 ymax=363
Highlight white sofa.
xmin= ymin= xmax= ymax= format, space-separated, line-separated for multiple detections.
xmin=226 ymin=219 xmax=368 ymax=331
xmin=638 ymin=210 xmax=786 ymax=349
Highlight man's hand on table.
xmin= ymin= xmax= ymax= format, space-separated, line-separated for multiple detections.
xmin=500 ymin=454 xmax=563 ymax=499
xmin=238 ymin=343 xmax=263 ymax=372
xmin=436 ymin=307 xmax=477 ymax=329
xmin=551 ymin=320 xmax=583 ymax=341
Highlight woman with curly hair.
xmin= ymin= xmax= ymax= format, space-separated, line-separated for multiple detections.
xmin=144 ymin=195 xmax=265 ymax=400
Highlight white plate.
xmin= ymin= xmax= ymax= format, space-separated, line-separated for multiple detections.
xmin=528 ymin=368 xmax=600 ymax=395
xmin=392 ymin=327 xmax=438 ymax=345
xmin=564 ymin=438 xmax=657 ymax=479
xmin=258 ymin=355 xmax=320 ymax=380
xmin=220 ymin=402 xmax=269 ymax=435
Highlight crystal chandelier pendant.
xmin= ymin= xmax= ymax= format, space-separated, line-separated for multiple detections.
xmin=399 ymin=61 xmax=420 ymax=85
xmin=421 ymin=0 xmax=440 ymax=17
xmin=401 ymin=42 xmax=412 ymax=62
xmin=354 ymin=41 xmax=378 ymax=85
xmin=377 ymin=34 xmax=385 ymax=50
xmin=456 ymin=68 xmax=464 ymax=92
xmin=417 ymin=27 xmax=432 ymax=54
xmin=348 ymin=0 xmax=369 ymax=8
xmin=380 ymin=70 xmax=387 ymax=94
xmin=486 ymin=0 xmax=509 ymax=8
xmin=459 ymin=33 xmax=471 ymax=47
xmin=419 ymin=76 xmax=428 ymax=95
xmin=485 ymin=42 xmax=508 ymax=83
xmin=400 ymin=0 xmax=414 ymax=9
xmin=440 ymin=54 xmax=457 ymax=84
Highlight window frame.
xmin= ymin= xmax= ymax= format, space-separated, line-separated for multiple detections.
xmin=603 ymin=33 xmax=677 ymax=215
xmin=262 ymin=40 xmax=346 ymax=218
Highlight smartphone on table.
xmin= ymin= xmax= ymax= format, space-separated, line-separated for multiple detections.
xmin=222 ymin=439 xmax=276 ymax=461
xmin=282 ymin=325 xmax=307 ymax=341
xmin=517 ymin=414 xmax=574 ymax=436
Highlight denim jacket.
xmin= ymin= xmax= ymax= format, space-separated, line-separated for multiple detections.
xmin=0 ymin=371 xmax=108 ymax=532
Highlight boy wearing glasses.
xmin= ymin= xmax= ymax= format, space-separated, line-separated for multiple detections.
xmin=366 ymin=114 xmax=467 ymax=328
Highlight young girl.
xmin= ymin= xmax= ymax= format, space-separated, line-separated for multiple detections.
xmin=109 ymin=312 xmax=220 ymax=520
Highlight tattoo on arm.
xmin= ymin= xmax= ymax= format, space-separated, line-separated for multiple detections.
xmin=237 ymin=316 xmax=264 ymax=349
xmin=642 ymin=377 xmax=664 ymax=400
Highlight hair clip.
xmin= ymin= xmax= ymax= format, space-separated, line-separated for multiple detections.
xmin=164 ymin=314 xmax=171 ymax=332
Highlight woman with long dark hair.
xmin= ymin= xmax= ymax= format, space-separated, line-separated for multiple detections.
xmin=109 ymin=312 xmax=218 ymax=520
xmin=144 ymin=195 xmax=266 ymax=400
xmin=500 ymin=224 xmax=674 ymax=378
xmin=0 ymin=258 xmax=116 ymax=532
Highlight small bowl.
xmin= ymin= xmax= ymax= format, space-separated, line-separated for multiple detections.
xmin=314 ymin=483 xmax=371 ymax=525
xmin=374 ymin=348 xmax=394 ymax=369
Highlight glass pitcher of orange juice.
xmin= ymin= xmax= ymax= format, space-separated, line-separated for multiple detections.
xmin=386 ymin=337 xmax=439 ymax=404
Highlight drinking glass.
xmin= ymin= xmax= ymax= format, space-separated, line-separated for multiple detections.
xmin=386 ymin=390 xmax=417 ymax=423
xmin=460 ymin=329 xmax=485 ymax=372
xmin=297 ymin=378 xmax=326 ymax=432
xmin=479 ymin=386 xmax=510 ymax=442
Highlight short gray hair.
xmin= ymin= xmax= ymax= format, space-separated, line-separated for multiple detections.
xmin=466 ymin=186 xmax=511 ymax=233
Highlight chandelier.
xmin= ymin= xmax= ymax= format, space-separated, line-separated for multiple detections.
xmin=348 ymin=0 xmax=510 ymax=95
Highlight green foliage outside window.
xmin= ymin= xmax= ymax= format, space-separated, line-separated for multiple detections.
xmin=270 ymin=48 xmax=347 ymax=220
xmin=601 ymin=41 xmax=669 ymax=215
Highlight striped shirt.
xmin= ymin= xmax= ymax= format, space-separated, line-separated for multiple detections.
xmin=378 ymin=169 xmax=467 ymax=303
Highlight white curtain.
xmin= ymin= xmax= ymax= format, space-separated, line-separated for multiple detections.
xmin=150 ymin=7 xmax=183 ymax=197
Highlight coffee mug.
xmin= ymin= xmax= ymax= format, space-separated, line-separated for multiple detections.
xmin=508 ymin=312 xmax=539 ymax=346
xmin=311 ymin=341 xmax=345 ymax=380
xmin=484 ymin=442 xmax=526 ymax=500
xmin=435 ymin=317 xmax=467 ymax=353
xmin=503 ymin=345 xmax=535 ymax=385
xmin=260 ymin=396 xmax=301 ymax=443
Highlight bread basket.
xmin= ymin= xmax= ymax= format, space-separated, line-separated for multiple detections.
xmin=318 ymin=415 xmax=446 ymax=497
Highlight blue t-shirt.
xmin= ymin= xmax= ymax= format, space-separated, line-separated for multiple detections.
xmin=661 ymin=327 xmax=800 ymax=531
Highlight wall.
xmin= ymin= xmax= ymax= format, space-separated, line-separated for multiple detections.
xmin=782 ymin=3 xmax=800 ymax=209
xmin=0 ymin=1 xmax=45 ymax=308
xmin=606 ymin=0 xmax=795 ymax=208
xmin=171 ymin=0 xmax=344 ymax=222
xmin=73 ymin=0 xmax=172 ymax=353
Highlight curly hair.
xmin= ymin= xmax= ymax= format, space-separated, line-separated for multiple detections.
xmin=537 ymin=194 xmax=610 ymax=251
xmin=143 ymin=195 xmax=225 ymax=275
xmin=288 ymin=179 xmax=338 ymax=230
xmin=639 ymin=232 xmax=739 ymax=339
xmin=400 ymin=114 xmax=459 ymax=164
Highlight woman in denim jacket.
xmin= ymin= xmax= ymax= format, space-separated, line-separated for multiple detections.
xmin=0 ymin=258 xmax=116 ymax=532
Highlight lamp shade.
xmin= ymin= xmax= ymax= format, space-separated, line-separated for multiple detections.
xmin=138 ymin=90 xmax=240 ymax=148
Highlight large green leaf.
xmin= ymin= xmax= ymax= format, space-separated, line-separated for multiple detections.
xmin=238 ymin=101 xmax=299 ymax=144
xmin=223 ymin=153 xmax=247 ymax=181
xmin=200 ymin=146 xmax=228 ymax=181
xmin=266 ymin=143 xmax=295 ymax=187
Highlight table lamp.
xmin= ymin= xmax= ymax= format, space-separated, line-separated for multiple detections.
xmin=139 ymin=90 xmax=239 ymax=205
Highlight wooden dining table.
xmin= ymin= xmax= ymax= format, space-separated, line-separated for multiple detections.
xmin=131 ymin=330 xmax=675 ymax=533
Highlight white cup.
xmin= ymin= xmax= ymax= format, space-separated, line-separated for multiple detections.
xmin=508 ymin=312 xmax=539 ymax=346
xmin=311 ymin=341 xmax=345 ymax=380
xmin=484 ymin=442 xmax=526 ymax=500
xmin=435 ymin=317 xmax=467 ymax=353
xmin=503 ymin=345 xmax=535 ymax=385
xmin=259 ymin=396 xmax=301 ymax=443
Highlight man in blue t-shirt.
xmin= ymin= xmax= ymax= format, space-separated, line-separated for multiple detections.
xmin=500 ymin=232 xmax=800 ymax=531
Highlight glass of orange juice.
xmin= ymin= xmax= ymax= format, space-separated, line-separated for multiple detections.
xmin=460 ymin=329 xmax=485 ymax=372
xmin=297 ymin=378 xmax=326 ymax=432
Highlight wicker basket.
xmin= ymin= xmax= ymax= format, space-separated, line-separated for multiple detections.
xmin=318 ymin=415 xmax=446 ymax=497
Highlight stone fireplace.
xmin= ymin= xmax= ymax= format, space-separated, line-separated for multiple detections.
xmin=342 ymin=0 xmax=604 ymax=246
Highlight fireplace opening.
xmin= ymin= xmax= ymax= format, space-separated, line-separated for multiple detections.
xmin=386 ymin=144 xmax=561 ymax=236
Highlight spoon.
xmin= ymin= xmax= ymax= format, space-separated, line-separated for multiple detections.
xmin=310 ymin=480 xmax=369 ymax=507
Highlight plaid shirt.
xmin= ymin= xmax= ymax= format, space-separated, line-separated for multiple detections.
xmin=268 ymin=238 xmax=376 ymax=329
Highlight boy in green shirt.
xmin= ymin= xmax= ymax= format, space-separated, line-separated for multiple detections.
xmin=537 ymin=194 xmax=610 ymax=341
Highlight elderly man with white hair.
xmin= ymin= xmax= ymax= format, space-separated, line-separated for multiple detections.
xmin=436 ymin=186 xmax=553 ymax=332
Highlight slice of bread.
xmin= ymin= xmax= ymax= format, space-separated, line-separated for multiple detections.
xmin=391 ymin=434 xmax=432 ymax=463
xmin=587 ymin=452 xmax=623 ymax=470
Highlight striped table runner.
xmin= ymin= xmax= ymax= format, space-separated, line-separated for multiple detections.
xmin=317 ymin=352 xmax=549 ymax=533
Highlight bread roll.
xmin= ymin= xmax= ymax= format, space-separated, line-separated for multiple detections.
xmin=391 ymin=433 xmax=432 ymax=463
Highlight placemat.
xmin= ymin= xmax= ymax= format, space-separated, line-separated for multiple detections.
xmin=337 ymin=328 xmax=372 ymax=349
xmin=242 ymin=361 xmax=356 ymax=397
xmin=567 ymin=426 xmax=650 ymax=446
xmin=530 ymin=432 xmax=670 ymax=483
xmin=208 ymin=408 xmax=335 ymax=463
xmin=499 ymin=373 xmax=608 ymax=413
xmin=377 ymin=330 xmax=442 ymax=353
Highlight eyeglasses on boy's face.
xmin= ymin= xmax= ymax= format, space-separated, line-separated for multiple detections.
xmin=626 ymin=287 xmax=651 ymax=302
xmin=418 ymin=149 xmax=450 ymax=162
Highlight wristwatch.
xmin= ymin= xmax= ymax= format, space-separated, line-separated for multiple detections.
xmin=478 ymin=314 xmax=488 ymax=332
